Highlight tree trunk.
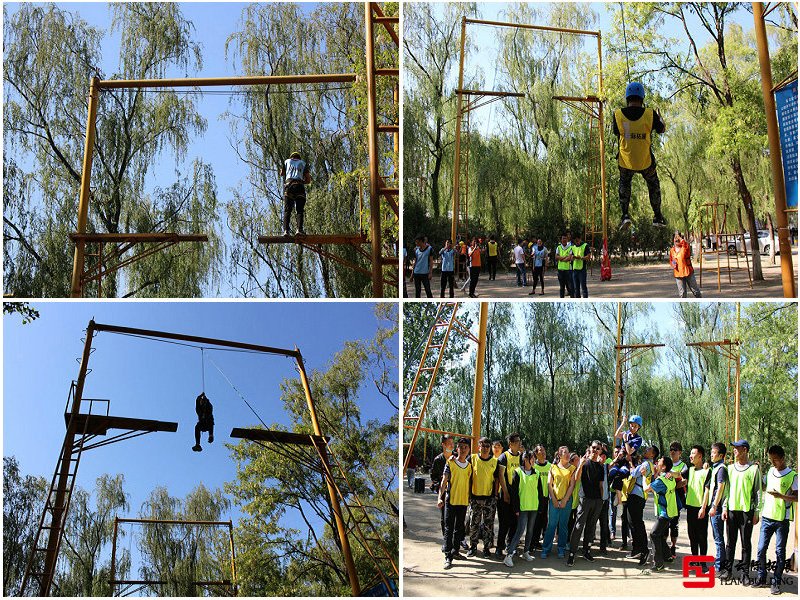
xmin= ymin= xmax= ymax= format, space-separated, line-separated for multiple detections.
xmin=766 ymin=210 xmax=776 ymax=265
xmin=730 ymin=156 xmax=763 ymax=280
xmin=489 ymin=193 xmax=501 ymax=238
xmin=430 ymin=134 xmax=443 ymax=219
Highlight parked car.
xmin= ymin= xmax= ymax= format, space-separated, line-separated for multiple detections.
xmin=726 ymin=230 xmax=781 ymax=255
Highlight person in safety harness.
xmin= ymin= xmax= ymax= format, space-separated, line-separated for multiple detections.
xmin=192 ymin=392 xmax=214 ymax=452
xmin=279 ymin=151 xmax=312 ymax=236
xmin=613 ymin=82 xmax=666 ymax=231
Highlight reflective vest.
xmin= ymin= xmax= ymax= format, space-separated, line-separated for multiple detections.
xmin=572 ymin=479 xmax=582 ymax=509
xmin=533 ymin=461 xmax=552 ymax=496
xmin=686 ymin=466 xmax=709 ymax=508
xmin=503 ymin=451 xmax=522 ymax=486
xmin=615 ymin=107 xmax=654 ymax=171
xmin=556 ymin=245 xmax=572 ymax=270
xmin=471 ymin=454 xmax=498 ymax=497
xmin=671 ymin=460 xmax=687 ymax=508
xmin=761 ymin=468 xmax=796 ymax=521
xmin=727 ymin=463 xmax=760 ymax=512
xmin=447 ymin=460 xmax=472 ymax=506
xmin=572 ymin=243 xmax=588 ymax=270
xmin=620 ymin=475 xmax=636 ymax=502
xmin=653 ymin=474 xmax=678 ymax=518
xmin=516 ymin=467 xmax=540 ymax=511
xmin=488 ymin=241 xmax=498 ymax=257
xmin=550 ymin=462 xmax=575 ymax=500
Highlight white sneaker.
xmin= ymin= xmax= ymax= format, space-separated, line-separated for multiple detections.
xmin=522 ymin=551 xmax=535 ymax=561
xmin=503 ymin=555 xmax=514 ymax=568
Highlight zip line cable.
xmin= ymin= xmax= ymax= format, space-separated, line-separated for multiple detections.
xmin=620 ymin=3 xmax=631 ymax=82
xmin=206 ymin=354 xmax=268 ymax=429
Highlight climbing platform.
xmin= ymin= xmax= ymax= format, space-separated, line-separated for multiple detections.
xmin=230 ymin=428 xmax=329 ymax=446
xmin=64 ymin=413 xmax=178 ymax=436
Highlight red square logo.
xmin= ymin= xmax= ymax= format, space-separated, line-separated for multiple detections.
xmin=682 ymin=556 xmax=715 ymax=588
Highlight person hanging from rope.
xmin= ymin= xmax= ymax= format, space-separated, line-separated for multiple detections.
xmin=280 ymin=151 xmax=312 ymax=236
xmin=192 ymin=392 xmax=214 ymax=452
xmin=613 ymin=82 xmax=667 ymax=231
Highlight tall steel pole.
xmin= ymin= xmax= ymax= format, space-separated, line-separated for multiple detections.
xmin=296 ymin=350 xmax=360 ymax=596
xmin=597 ymin=33 xmax=608 ymax=243
xmin=70 ymin=77 xmax=100 ymax=298
xmin=613 ymin=302 xmax=622 ymax=444
xmin=365 ymin=3 xmax=383 ymax=298
xmin=471 ymin=302 xmax=488 ymax=452
xmin=450 ymin=17 xmax=468 ymax=245
xmin=753 ymin=3 xmax=796 ymax=298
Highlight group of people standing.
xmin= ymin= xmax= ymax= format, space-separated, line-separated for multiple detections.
xmin=424 ymin=416 xmax=796 ymax=594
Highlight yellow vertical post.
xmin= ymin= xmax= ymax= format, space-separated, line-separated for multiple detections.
xmin=110 ymin=517 xmax=119 ymax=593
xmin=450 ymin=17 xmax=468 ymax=245
xmin=734 ymin=303 xmax=741 ymax=440
xmin=365 ymin=3 xmax=383 ymax=298
xmin=613 ymin=302 xmax=622 ymax=444
xmin=228 ymin=521 xmax=238 ymax=596
xmin=753 ymin=3 xmax=796 ymax=298
xmin=597 ymin=33 xmax=608 ymax=244
xmin=296 ymin=350 xmax=361 ymax=596
xmin=471 ymin=302 xmax=488 ymax=453
xmin=70 ymin=76 xmax=100 ymax=298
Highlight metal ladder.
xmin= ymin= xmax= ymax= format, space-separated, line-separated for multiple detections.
xmin=402 ymin=303 xmax=476 ymax=472
xmin=310 ymin=437 xmax=398 ymax=596
xmin=21 ymin=383 xmax=93 ymax=596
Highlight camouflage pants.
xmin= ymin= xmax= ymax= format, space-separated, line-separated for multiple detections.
xmin=618 ymin=163 xmax=662 ymax=217
xmin=469 ymin=497 xmax=497 ymax=549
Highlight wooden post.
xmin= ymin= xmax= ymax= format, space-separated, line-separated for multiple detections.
xmin=450 ymin=17 xmax=468 ymax=246
xmin=365 ymin=3 xmax=383 ymax=298
xmin=613 ymin=303 xmax=622 ymax=444
xmin=471 ymin=302 xmax=488 ymax=453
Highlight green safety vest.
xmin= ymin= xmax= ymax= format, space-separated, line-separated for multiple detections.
xmin=761 ymin=468 xmax=797 ymax=521
xmin=572 ymin=479 xmax=581 ymax=509
xmin=727 ymin=463 xmax=760 ymax=512
xmin=516 ymin=467 xmax=540 ymax=511
xmin=556 ymin=245 xmax=572 ymax=270
xmin=686 ymin=466 xmax=708 ymax=508
xmin=533 ymin=461 xmax=552 ymax=496
xmin=503 ymin=450 xmax=522 ymax=486
xmin=653 ymin=474 xmax=678 ymax=518
xmin=572 ymin=243 xmax=588 ymax=270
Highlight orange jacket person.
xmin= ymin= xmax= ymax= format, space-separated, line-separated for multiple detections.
xmin=669 ymin=233 xmax=701 ymax=298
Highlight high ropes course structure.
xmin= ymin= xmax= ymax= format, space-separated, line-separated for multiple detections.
xmin=450 ymin=17 xmax=610 ymax=280
xmin=20 ymin=321 xmax=398 ymax=597
xmin=69 ymin=2 xmax=399 ymax=299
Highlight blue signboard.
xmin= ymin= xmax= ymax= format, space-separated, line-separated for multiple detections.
xmin=775 ymin=80 xmax=798 ymax=209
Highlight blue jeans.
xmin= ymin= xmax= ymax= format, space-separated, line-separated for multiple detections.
xmin=756 ymin=517 xmax=790 ymax=586
xmin=516 ymin=263 xmax=527 ymax=286
xmin=542 ymin=500 xmax=571 ymax=555
xmin=572 ymin=268 xmax=588 ymax=297
xmin=710 ymin=513 xmax=725 ymax=570
xmin=506 ymin=509 xmax=537 ymax=555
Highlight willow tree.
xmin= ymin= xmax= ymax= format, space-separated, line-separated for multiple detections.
xmin=3 ymin=4 xmax=223 ymax=297
xmin=224 ymin=3 xmax=388 ymax=298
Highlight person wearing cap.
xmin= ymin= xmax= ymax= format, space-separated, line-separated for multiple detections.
xmin=613 ymin=82 xmax=666 ymax=231
xmin=495 ymin=432 xmax=523 ymax=560
xmin=615 ymin=414 xmax=643 ymax=458
xmin=755 ymin=444 xmax=797 ymax=594
xmin=685 ymin=445 xmax=712 ymax=571
xmin=721 ymin=440 xmax=761 ymax=582
xmin=467 ymin=437 xmax=500 ymax=558
xmin=438 ymin=437 xmax=473 ymax=569
xmin=279 ymin=151 xmax=312 ymax=236
xmin=707 ymin=442 xmax=729 ymax=574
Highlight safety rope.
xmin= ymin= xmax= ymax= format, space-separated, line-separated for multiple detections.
xmin=205 ymin=354 xmax=268 ymax=429
xmin=620 ymin=3 xmax=631 ymax=82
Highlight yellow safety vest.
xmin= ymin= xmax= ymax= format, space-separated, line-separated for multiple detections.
xmin=516 ymin=467 xmax=540 ymax=511
xmin=470 ymin=453 xmax=498 ymax=497
xmin=653 ymin=474 xmax=678 ymax=518
xmin=761 ymin=468 xmax=796 ymax=521
xmin=556 ymin=245 xmax=572 ymax=271
xmin=488 ymin=241 xmax=498 ymax=257
xmin=503 ymin=450 xmax=522 ymax=486
xmin=686 ymin=466 xmax=709 ymax=508
xmin=533 ymin=461 xmax=553 ymax=496
xmin=727 ymin=463 xmax=760 ymax=512
xmin=615 ymin=107 xmax=654 ymax=171
xmin=447 ymin=459 xmax=472 ymax=506
xmin=572 ymin=243 xmax=587 ymax=270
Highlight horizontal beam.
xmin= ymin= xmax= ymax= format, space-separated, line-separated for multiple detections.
xmin=111 ymin=580 xmax=232 ymax=586
xmin=686 ymin=340 xmax=739 ymax=347
xmin=465 ymin=17 xmax=600 ymax=38
xmin=92 ymin=321 xmax=300 ymax=358
xmin=66 ymin=413 xmax=178 ymax=435
xmin=230 ymin=427 xmax=329 ymax=446
xmin=456 ymin=88 xmax=525 ymax=98
xmin=115 ymin=518 xmax=232 ymax=526
xmin=616 ymin=343 xmax=666 ymax=349
xmin=553 ymin=95 xmax=601 ymax=103
xmin=97 ymin=73 xmax=357 ymax=90
xmin=403 ymin=425 xmax=475 ymax=439
xmin=70 ymin=233 xmax=208 ymax=243
xmin=258 ymin=234 xmax=368 ymax=245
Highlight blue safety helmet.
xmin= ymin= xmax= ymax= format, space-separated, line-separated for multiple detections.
xmin=625 ymin=82 xmax=645 ymax=101
xmin=628 ymin=414 xmax=643 ymax=427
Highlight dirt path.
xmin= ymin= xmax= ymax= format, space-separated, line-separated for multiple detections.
xmin=402 ymin=476 xmax=798 ymax=597
xmin=431 ymin=252 xmax=798 ymax=299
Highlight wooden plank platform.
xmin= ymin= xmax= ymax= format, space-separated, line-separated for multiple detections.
xmin=65 ymin=413 xmax=178 ymax=436
xmin=258 ymin=234 xmax=368 ymax=245
xmin=230 ymin=427 xmax=329 ymax=446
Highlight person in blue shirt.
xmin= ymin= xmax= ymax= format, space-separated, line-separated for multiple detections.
xmin=279 ymin=151 xmax=312 ymax=236
xmin=528 ymin=238 xmax=549 ymax=296
xmin=439 ymin=239 xmax=456 ymax=298
xmin=412 ymin=235 xmax=433 ymax=298
xmin=615 ymin=413 xmax=643 ymax=458
xmin=627 ymin=445 xmax=659 ymax=562
xmin=644 ymin=456 xmax=677 ymax=571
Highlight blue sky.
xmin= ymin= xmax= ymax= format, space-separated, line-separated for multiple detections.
xmin=3 ymin=301 xmax=397 ymax=531
xmin=4 ymin=2 xmax=351 ymax=297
